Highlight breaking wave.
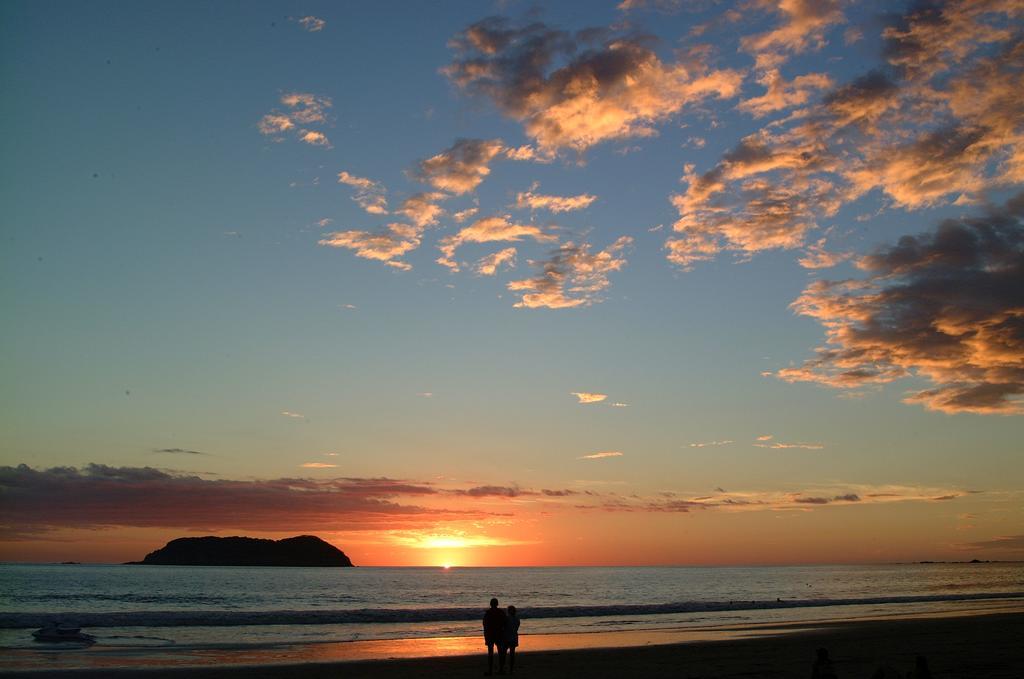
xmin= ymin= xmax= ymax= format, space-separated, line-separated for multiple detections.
xmin=3 ymin=591 xmax=1022 ymax=629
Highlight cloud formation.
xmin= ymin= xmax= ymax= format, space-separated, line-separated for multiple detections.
xmin=437 ymin=215 xmax=556 ymax=272
xmin=508 ymin=237 xmax=633 ymax=308
xmin=754 ymin=441 xmax=825 ymax=450
xmin=444 ymin=17 xmax=742 ymax=152
xmin=338 ymin=171 xmax=388 ymax=215
xmin=799 ymin=238 xmax=852 ymax=269
xmin=475 ymin=247 xmax=517 ymax=276
xmin=153 ymin=448 xmax=207 ymax=456
xmin=777 ymin=192 xmax=1024 ymax=415
xmin=740 ymin=0 xmax=845 ymax=70
xmin=258 ymin=93 xmax=333 ymax=147
xmin=515 ymin=187 xmax=597 ymax=213
xmin=571 ymin=392 xmax=608 ymax=404
xmin=574 ymin=483 xmax=969 ymax=514
xmin=453 ymin=207 xmax=480 ymax=223
xmin=299 ymin=130 xmax=330 ymax=147
xmin=319 ymin=222 xmax=423 ymax=271
xmin=296 ymin=16 xmax=325 ymax=32
xmin=667 ymin=1 xmax=1023 ymax=269
xmin=689 ymin=440 xmax=733 ymax=448
xmin=0 ymin=464 xmax=488 ymax=537
xmin=398 ymin=192 xmax=447 ymax=228
xmin=415 ymin=139 xmax=505 ymax=195
xmin=578 ymin=451 xmax=624 ymax=460
xmin=0 ymin=464 xmax=976 ymax=540
xmin=738 ymin=69 xmax=833 ymax=117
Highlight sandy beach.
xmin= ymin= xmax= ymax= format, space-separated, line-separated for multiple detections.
xmin=5 ymin=611 xmax=1021 ymax=679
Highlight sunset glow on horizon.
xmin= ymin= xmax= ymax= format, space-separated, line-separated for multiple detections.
xmin=2 ymin=0 xmax=1022 ymax=567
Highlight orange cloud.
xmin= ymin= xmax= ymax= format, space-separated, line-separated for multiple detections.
xmin=776 ymin=193 xmax=1024 ymax=415
xmin=257 ymin=114 xmax=293 ymax=135
xmin=508 ymin=237 xmax=633 ymax=308
xmin=338 ymin=171 xmax=388 ymax=215
xmin=445 ymin=18 xmax=742 ymax=152
xmin=299 ymin=130 xmax=330 ymax=147
xmin=280 ymin=93 xmax=331 ymax=124
xmin=882 ymin=0 xmax=1018 ymax=80
xmin=437 ymin=215 xmax=555 ymax=272
xmin=453 ymin=207 xmax=479 ymax=223
xmin=318 ymin=222 xmax=423 ymax=271
xmin=398 ymin=192 xmax=447 ymax=228
xmin=666 ymin=0 xmax=1022 ymax=271
xmin=740 ymin=0 xmax=845 ymax=70
xmin=515 ymin=187 xmax=597 ymax=213
xmin=571 ymin=392 xmax=607 ymax=404
xmin=738 ymin=69 xmax=833 ymax=117
xmin=503 ymin=145 xmax=555 ymax=163
xmin=798 ymin=238 xmax=852 ymax=269
xmin=474 ymin=247 xmax=517 ymax=276
xmin=257 ymin=92 xmax=332 ymax=147
xmin=415 ymin=139 xmax=505 ymax=195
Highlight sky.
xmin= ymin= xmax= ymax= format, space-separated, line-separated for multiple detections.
xmin=1 ymin=0 xmax=1022 ymax=567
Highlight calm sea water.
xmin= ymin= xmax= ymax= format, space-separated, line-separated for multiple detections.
xmin=1 ymin=563 xmax=1022 ymax=669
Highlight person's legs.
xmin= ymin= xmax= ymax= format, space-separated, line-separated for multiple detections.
xmin=508 ymin=647 xmax=516 ymax=673
xmin=497 ymin=644 xmax=507 ymax=673
xmin=486 ymin=642 xmax=494 ymax=675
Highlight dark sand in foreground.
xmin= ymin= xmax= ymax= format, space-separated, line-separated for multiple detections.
xmin=7 ymin=612 xmax=1022 ymax=678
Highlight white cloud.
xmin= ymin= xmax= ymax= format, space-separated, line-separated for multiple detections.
xmin=578 ymin=451 xmax=624 ymax=460
xmin=296 ymin=16 xmax=326 ymax=32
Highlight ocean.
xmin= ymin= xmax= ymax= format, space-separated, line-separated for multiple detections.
xmin=2 ymin=562 xmax=1022 ymax=671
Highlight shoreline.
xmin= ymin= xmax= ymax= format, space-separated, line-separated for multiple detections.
xmin=3 ymin=607 xmax=1023 ymax=677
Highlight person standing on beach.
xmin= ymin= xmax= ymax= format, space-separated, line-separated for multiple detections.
xmin=504 ymin=605 xmax=520 ymax=674
xmin=483 ymin=597 xmax=507 ymax=675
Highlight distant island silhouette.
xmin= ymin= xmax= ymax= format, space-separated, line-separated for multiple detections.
xmin=127 ymin=535 xmax=354 ymax=567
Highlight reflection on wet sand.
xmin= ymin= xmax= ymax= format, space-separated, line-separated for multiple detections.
xmin=3 ymin=600 xmax=1022 ymax=673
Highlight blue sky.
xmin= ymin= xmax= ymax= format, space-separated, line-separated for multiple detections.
xmin=2 ymin=0 xmax=1022 ymax=565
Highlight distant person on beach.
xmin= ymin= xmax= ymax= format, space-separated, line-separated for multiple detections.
xmin=811 ymin=647 xmax=838 ymax=679
xmin=483 ymin=597 xmax=507 ymax=675
xmin=504 ymin=605 xmax=520 ymax=674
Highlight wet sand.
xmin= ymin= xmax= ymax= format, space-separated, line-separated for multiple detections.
xmin=5 ymin=611 xmax=1022 ymax=678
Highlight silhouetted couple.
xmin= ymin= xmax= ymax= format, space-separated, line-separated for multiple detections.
xmin=483 ymin=597 xmax=520 ymax=675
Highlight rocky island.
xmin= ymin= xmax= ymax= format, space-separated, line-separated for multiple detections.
xmin=127 ymin=535 xmax=354 ymax=567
